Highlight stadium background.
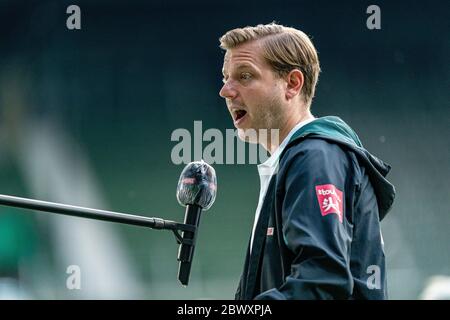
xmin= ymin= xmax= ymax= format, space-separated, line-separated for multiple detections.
xmin=0 ymin=0 xmax=448 ymax=299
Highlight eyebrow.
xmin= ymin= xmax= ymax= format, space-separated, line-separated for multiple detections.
xmin=235 ymin=63 xmax=255 ymax=70
xmin=222 ymin=63 xmax=256 ymax=77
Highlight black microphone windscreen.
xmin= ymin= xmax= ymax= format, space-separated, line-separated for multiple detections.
xmin=176 ymin=160 xmax=217 ymax=210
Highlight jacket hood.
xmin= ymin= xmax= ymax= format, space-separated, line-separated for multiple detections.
xmin=286 ymin=116 xmax=395 ymax=221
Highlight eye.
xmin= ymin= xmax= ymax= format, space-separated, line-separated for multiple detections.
xmin=240 ymin=72 xmax=252 ymax=81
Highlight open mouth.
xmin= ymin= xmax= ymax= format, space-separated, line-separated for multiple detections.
xmin=233 ymin=109 xmax=248 ymax=122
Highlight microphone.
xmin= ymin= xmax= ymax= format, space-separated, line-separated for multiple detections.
xmin=176 ymin=160 xmax=217 ymax=286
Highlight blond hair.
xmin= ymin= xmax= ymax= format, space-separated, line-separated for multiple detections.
xmin=219 ymin=23 xmax=321 ymax=108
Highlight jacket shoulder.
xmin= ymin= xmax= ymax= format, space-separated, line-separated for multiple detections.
xmin=280 ymin=137 xmax=352 ymax=168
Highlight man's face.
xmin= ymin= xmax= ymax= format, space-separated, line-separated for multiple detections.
xmin=219 ymin=41 xmax=286 ymax=143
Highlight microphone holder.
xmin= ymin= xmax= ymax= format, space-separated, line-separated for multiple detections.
xmin=0 ymin=193 xmax=195 ymax=248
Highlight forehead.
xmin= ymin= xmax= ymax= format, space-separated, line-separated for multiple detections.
xmin=222 ymin=41 xmax=267 ymax=72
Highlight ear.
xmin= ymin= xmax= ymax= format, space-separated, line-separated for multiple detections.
xmin=285 ymin=69 xmax=304 ymax=100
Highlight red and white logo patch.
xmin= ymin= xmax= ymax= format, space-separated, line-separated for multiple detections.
xmin=315 ymin=184 xmax=343 ymax=223
xmin=267 ymin=227 xmax=274 ymax=236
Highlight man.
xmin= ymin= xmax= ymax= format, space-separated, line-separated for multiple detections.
xmin=219 ymin=23 xmax=395 ymax=299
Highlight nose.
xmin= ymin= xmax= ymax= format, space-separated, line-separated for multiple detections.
xmin=219 ymin=80 xmax=238 ymax=100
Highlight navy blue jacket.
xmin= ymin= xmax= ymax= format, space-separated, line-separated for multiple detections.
xmin=235 ymin=116 xmax=396 ymax=300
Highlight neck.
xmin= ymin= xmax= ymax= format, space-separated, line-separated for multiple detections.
xmin=263 ymin=108 xmax=314 ymax=154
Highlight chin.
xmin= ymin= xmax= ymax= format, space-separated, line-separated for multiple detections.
xmin=237 ymin=128 xmax=259 ymax=144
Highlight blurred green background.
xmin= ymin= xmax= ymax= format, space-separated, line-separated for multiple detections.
xmin=0 ymin=0 xmax=448 ymax=299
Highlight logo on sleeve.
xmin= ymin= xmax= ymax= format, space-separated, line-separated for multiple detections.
xmin=315 ymin=184 xmax=343 ymax=223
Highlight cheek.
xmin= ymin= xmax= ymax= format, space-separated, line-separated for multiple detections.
xmin=244 ymin=86 xmax=272 ymax=107
xmin=248 ymin=85 xmax=282 ymax=109
xmin=271 ymin=82 xmax=285 ymax=99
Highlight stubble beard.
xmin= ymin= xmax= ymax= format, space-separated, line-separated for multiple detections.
xmin=238 ymin=93 xmax=285 ymax=149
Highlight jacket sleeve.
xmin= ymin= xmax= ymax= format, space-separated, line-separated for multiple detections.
xmin=255 ymin=140 xmax=354 ymax=300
